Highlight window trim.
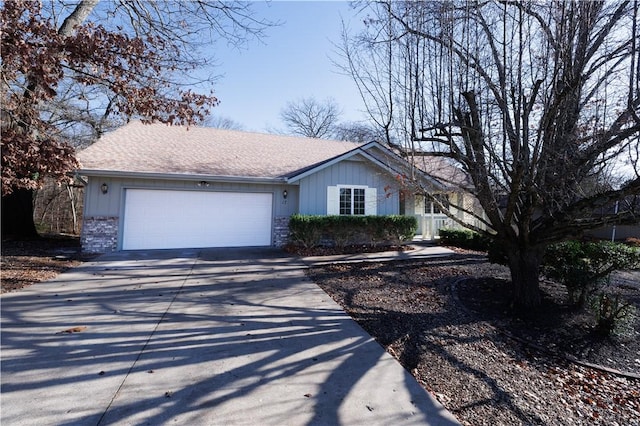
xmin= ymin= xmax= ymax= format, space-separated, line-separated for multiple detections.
xmin=339 ymin=186 xmax=366 ymax=215
xmin=327 ymin=185 xmax=376 ymax=216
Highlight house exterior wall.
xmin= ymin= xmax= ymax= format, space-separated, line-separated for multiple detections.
xmin=82 ymin=176 xmax=298 ymax=252
xmin=297 ymin=158 xmax=400 ymax=215
xmin=586 ymin=225 xmax=640 ymax=241
xmin=83 ymin=177 xmax=297 ymax=217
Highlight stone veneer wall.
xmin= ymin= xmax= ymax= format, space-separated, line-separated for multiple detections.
xmin=273 ymin=216 xmax=290 ymax=247
xmin=81 ymin=216 xmax=119 ymax=253
xmin=82 ymin=215 xmax=291 ymax=251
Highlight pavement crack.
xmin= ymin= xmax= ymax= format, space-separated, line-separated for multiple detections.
xmin=96 ymin=256 xmax=199 ymax=426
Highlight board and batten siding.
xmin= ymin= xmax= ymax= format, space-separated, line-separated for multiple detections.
xmin=297 ymin=157 xmax=400 ymax=215
xmin=83 ymin=177 xmax=298 ymax=218
xmin=81 ymin=176 xmax=298 ymax=252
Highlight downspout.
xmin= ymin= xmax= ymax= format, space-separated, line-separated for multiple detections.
xmin=611 ymin=200 xmax=619 ymax=242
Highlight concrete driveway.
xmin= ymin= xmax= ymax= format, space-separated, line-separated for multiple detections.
xmin=1 ymin=248 xmax=459 ymax=425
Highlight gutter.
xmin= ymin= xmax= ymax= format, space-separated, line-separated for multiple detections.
xmin=76 ymin=169 xmax=289 ymax=185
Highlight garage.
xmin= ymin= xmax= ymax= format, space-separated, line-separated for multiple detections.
xmin=122 ymin=189 xmax=273 ymax=250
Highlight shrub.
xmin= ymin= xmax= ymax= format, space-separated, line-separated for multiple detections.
xmin=287 ymin=215 xmax=417 ymax=248
xmin=625 ymin=237 xmax=640 ymax=248
xmin=438 ymin=228 xmax=472 ymax=247
xmin=487 ymin=240 xmax=508 ymax=265
xmin=439 ymin=228 xmax=491 ymax=251
xmin=386 ymin=215 xmax=419 ymax=242
xmin=544 ymin=241 xmax=640 ymax=307
xmin=590 ymin=292 xmax=637 ymax=338
xmin=288 ymin=214 xmax=323 ymax=248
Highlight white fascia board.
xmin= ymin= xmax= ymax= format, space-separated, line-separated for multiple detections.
xmin=285 ymin=149 xmax=366 ymax=183
xmin=285 ymin=141 xmax=394 ymax=184
xmin=361 ymin=143 xmax=446 ymax=191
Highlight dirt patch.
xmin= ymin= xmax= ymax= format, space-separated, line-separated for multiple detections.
xmin=308 ymin=255 xmax=640 ymax=425
xmin=1 ymin=236 xmax=96 ymax=293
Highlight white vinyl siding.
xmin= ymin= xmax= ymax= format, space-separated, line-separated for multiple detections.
xmin=122 ymin=189 xmax=272 ymax=250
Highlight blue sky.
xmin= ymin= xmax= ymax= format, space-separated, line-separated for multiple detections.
xmin=208 ymin=1 xmax=366 ymax=132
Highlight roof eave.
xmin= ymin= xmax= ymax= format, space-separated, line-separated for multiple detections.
xmin=76 ymin=169 xmax=287 ymax=185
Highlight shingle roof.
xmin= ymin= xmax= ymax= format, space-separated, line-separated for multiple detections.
xmin=77 ymin=121 xmax=362 ymax=179
xmin=413 ymin=155 xmax=471 ymax=188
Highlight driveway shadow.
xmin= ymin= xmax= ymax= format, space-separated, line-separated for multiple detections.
xmin=1 ymin=248 xmax=458 ymax=425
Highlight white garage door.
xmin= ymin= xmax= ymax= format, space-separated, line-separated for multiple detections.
xmin=122 ymin=189 xmax=273 ymax=250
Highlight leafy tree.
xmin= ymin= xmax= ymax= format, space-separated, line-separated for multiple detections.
xmin=1 ymin=0 xmax=272 ymax=237
xmin=341 ymin=1 xmax=640 ymax=308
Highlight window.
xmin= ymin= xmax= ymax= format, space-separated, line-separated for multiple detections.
xmin=425 ymin=193 xmax=449 ymax=214
xmin=327 ymin=186 xmax=376 ymax=215
xmin=340 ymin=187 xmax=365 ymax=215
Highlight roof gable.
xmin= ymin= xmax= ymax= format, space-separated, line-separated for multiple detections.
xmin=286 ymin=141 xmax=447 ymax=191
xmin=286 ymin=142 xmax=403 ymax=182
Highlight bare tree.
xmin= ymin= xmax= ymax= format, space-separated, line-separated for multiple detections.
xmin=334 ymin=15 xmax=396 ymax=146
xmin=205 ymin=115 xmax=245 ymax=130
xmin=333 ymin=121 xmax=388 ymax=143
xmin=37 ymin=0 xmax=275 ymax=146
xmin=343 ymin=1 xmax=640 ymax=308
xmin=279 ymin=97 xmax=342 ymax=138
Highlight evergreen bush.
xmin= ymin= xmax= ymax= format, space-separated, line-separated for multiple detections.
xmin=288 ymin=215 xmax=417 ymax=248
xmin=544 ymin=241 xmax=640 ymax=307
xmin=439 ymin=228 xmax=491 ymax=251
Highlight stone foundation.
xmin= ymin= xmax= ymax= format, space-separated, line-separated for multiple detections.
xmin=81 ymin=216 xmax=118 ymax=253
xmin=273 ymin=216 xmax=290 ymax=247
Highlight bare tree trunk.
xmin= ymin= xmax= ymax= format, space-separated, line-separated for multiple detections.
xmin=66 ymin=184 xmax=78 ymax=234
xmin=507 ymin=245 xmax=544 ymax=308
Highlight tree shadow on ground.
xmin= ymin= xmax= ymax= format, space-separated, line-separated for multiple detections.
xmin=456 ymin=276 xmax=640 ymax=375
xmin=310 ymin=258 xmax=546 ymax=424
xmin=1 ymin=248 xmax=456 ymax=425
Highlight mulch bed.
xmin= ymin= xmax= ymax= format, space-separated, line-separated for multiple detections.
xmin=308 ymin=254 xmax=640 ymax=425
xmin=456 ymin=275 xmax=640 ymax=377
xmin=284 ymin=243 xmax=414 ymax=257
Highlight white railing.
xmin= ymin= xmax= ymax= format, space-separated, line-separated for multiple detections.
xmin=415 ymin=214 xmax=457 ymax=240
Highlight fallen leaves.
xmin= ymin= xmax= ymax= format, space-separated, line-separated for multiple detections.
xmin=1 ymin=237 xmax=94 ymax=293
xmin=1 ymin=256 xmax=80 ymax=293
xmin=56 ymin=326 xmax=87 ymax=334
xmin=310 ymin=257 xmax=640 ymax=425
